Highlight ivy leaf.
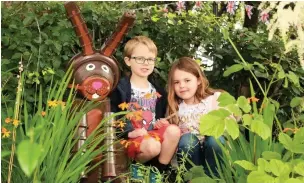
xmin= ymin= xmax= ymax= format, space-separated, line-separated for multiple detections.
xmin=262 ymin=151 xmax=281 ymax=160
xmin=217 ymin=92 xmax=236 ymax=107
xmin=223 ymin=64 xmax=244 ymax=77
xmin=251 ymin=120 xmax=271 ymax=140
xmin=237 ymin=96 xmax=251 ymax=113
xmin=234 ymin=160 xmax=257 ymax=171
xmin=17 ymin=140 xmax=43 ymax=177
xmin=225 ymin=118 xmax=239 ymax=140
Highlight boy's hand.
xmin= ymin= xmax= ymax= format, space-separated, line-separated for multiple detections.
xmin=154 ymin=119 xmax=169 ymax=129
xmin=128 ymin=128 xmax=148 ymax=138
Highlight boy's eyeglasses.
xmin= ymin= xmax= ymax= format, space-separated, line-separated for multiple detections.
xmin=130 ymin=56 xmax=156 ymax=65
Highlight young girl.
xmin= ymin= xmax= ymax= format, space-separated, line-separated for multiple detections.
xmin=167 ymin=57 xmax=224 ymax=176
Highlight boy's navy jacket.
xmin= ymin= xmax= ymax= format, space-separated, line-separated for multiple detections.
xmin=109 ymin=76 xmax=167 ymax=139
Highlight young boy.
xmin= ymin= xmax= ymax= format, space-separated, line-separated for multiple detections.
xmin=110 ymin=36 xmax=180 ymax=174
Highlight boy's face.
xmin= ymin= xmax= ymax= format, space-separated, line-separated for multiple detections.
xmin=124 ymin=43 xmax=156 ymax=79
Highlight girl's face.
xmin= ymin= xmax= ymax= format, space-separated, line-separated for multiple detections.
xmin=173 ymin=69 xmax=201 ymax=104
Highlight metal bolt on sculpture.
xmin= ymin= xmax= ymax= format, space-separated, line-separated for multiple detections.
xmin=64 ymin=2 xmax=136 ymax=182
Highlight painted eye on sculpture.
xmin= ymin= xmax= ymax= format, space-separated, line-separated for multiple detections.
xmin=86 ymin=63 xmax=95 ymax=71
xmin=101 ymin=65 xmax=110 ymax=73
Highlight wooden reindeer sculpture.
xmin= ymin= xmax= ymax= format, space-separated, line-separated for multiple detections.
xmin=64 ymin=2 xmax=136 ymax=182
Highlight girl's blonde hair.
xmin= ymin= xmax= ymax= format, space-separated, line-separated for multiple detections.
xmin=167 ymin=57 xmax=222 ymax=124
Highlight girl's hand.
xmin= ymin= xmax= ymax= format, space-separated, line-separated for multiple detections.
xmin=154 ymin=119 xmax=170 ymax=129
xmin=128 ymin=128 xmax=148 ymax=138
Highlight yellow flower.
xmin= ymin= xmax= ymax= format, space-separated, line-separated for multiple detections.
xmin=48 ymin=100 xmax=58 ymax=107
xmin=13 ymin=119 xmax=20 ymax=127
xmin=1 ymin=127 xmax=11 ymax=138
xmin=57 ymin=101 xmax=66 ymax=107
xmin=116 ymin=121 xmax=126 ymax=128
xmin=5 ymin=118 xmax=12 ymax=123
xmin=118 ymin=102 xmax=129 ymax=110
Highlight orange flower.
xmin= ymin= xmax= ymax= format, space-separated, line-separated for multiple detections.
xmin=1 ymin=127 xmax=11 ymax=138
xmin=5 ymin=118 xmax=12 ymax=123
xmin=41 ymin=111 xmax=46 ymax=117
xmin=132 ymin=102 xmax=142 ymax=110
xmin=283 ymin=128 xmax=298 ymax=134
xmin=120 ymin=140 xmax=127 ymax=145
xmin=133 ymin=111 xmax=143 ymax=121
xmin=48 ymin=100 xmax=58 ymax=107
xmin=134 ymin=142 xmax=140 ymax=148
xmin=154 ymin=135 xmax=160 ymax=142
xmin=155 ymin=92 xmax=162 ymax=98
xmin=118 ymin=102 xmax=129 ymax=110
xmin=144 ymin=134 xmax=150 ymax=139
xmin=13 ymin=119 xmax=20 ymax=127
xmin=247 ymin=97 xmax=259 ymax=103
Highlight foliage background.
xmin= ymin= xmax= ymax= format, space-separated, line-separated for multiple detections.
xmin=1 ymin=1 xmax=303 ymax=136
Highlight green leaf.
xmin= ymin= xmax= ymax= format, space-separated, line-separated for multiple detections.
xmin=283 ymin=77 xmax=288 ymax=88
xmin=247 ymin=171 xmax=274 ymax=183
xmin=23 ymin=16 xmax=35 ymax=25
xmin=221 ymin=28 xmax=229 ymax=40
xmin=189 ymin=166 xmax=206 ymax=178
xmin=294 ymin=162 xmax=304 ymax=176
xmin=225 ymin=118 xmax=239 ymax=140
xmin=294 ymin=127 xmax=304 ymax=144
xmin=17 ymin=140 xmax=43 ymax=177
xmin=234 ymin=160 xmax=257 ymax=171
xmin=226 ymin=104 xmax=242 ymax=116
xmin=251 ymin=120 xmax=271 ymax=140
xmin=285 ymin=178 xmax=303 ymax=183
xmin=262 ymin=151 xmax=281 ymax=160
xmin=237 ymin=96 xmax=251 ymax=113
xmin=269 ymin=159 xmax=290 ymax=176
xmin=263 ymin=102 xmax=275 ymax=129
xmin=242 ymin=114 xmax=253 ymax=126
xmin=191 ymin=177 xmax=216 ymax=183
xmin=217 ymin=92 xmax=236 ymax=107
xmin=287 ymin=71 xmax=300 ymax=86
xmin=253 ymin=62 xmax=265 ymax=70
xmin=200 ymin=114 xmax=225 ymax=138
xmin=223 ymin=64 xmax=244 ymax=77
xmin=1 ymin=151 xmax=11 ymax=158
xmin=257 ymin=158 xmax=271 ymax=173
xmin=279 ymin=133 xmax=293 ymax=151
xmin=290 ymin=97 xmax=303 ymax=108
xmin=278 ymin=71 xmax=285 ymax=79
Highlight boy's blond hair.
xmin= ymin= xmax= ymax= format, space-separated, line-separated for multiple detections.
xmin=123 ymin=36 xmax=157 ymax=57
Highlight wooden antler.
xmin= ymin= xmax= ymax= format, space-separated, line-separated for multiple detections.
xmin=65 ymin=2 xmax=94 ymax=56
xmin=100 ymin=11 xmax=136 ymax=57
